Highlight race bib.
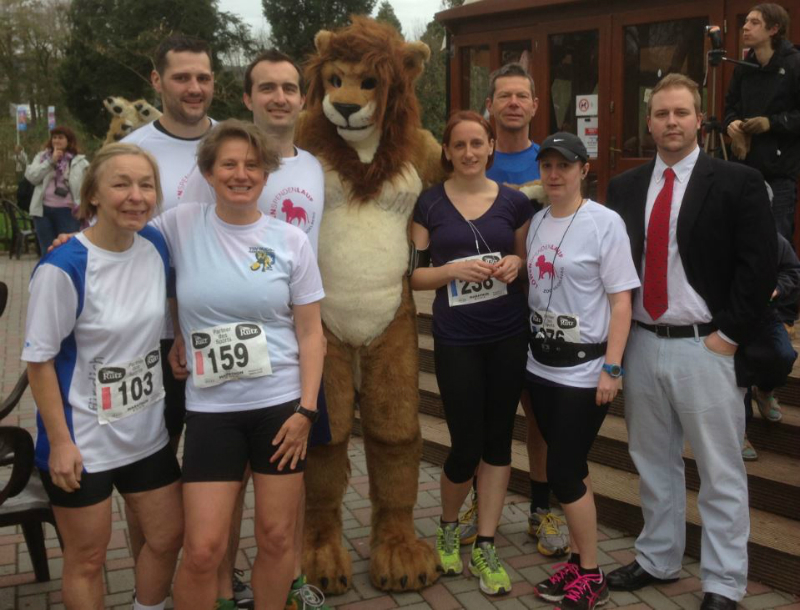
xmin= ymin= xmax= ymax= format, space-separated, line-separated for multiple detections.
xmin=191 ymin=322 xmax=272 ymax=389
xmin=530 ymin=309 xmax=581 ymax=343
xmin=95 ymin=349 xmax=164 ymax=425
xmin=447 ymin=252 xmax=507 ymax=307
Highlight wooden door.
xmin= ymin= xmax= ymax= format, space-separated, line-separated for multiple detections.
xmin=606 ymin=3 xmax=725 ymax=193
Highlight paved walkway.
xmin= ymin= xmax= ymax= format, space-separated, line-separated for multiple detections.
xmin=0 ymin=253 xmax=798 ymax=609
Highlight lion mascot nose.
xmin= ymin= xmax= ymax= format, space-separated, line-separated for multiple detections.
xmin=333 ymin=102 xmax=361 ymax=120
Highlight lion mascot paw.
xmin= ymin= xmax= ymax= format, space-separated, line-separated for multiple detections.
xmin=297 ymin=16 xmax=444 ymax=594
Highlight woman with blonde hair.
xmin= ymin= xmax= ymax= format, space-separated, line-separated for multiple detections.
xmin=23 ymin=143 xmax=184 ymax=610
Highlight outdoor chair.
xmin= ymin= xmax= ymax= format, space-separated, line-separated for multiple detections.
xmin=0 ymin=371 xmax=59 ymax=582
xmin=1 ymin=199 xmax=40 ymax=259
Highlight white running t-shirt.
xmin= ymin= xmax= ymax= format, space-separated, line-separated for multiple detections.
xmin=180 ymin=147 xmax=325 ymax=254
xmin=22 ymin=229 xmax=170 ymax=472
xmin=150 ymin=203 xmax=325 ymax=413
xmin=122 ymin=119 xmax=216 ymax=210
xmin=525 ymin=200 xmax=640 ymax=388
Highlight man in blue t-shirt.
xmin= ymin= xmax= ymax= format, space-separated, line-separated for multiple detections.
xmin=458 ymin=63 xmax=571 ymax=559
xmin=485 ymin=63 xmax=541 ymax=186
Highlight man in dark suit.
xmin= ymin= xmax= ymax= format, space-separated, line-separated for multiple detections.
xmin=604 ymin=73 xmax=777 ymax=610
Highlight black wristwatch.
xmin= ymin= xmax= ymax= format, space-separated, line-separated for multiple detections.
xmin=602 ymin=363 xmax=624 ymax=378
xmin=294 ymin=403 xmax=320 ymax=424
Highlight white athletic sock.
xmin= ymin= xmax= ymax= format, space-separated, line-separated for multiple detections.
xmin=132 ymin=599 xmax=166 ymax=610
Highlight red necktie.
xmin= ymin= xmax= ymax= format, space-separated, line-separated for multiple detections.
xmin=643 ymin=168 xmax=675 ymax=320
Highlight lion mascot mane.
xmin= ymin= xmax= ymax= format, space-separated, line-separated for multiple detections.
xmin=296 ymin=16 xmax=443 ymax=594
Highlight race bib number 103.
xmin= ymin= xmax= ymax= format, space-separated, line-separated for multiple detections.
xmin=191 ymin=322 xmax=272 ymax=388
xmin=95 ymin=349 xmax=164 ymax=425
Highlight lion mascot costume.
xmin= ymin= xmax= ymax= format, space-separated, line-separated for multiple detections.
xmin=296 ymin=16 xmax=444 ymax=594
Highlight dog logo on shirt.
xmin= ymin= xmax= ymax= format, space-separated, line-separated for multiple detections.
xmin=536 ymin=255 xmax=556 ymax=280
xmin=282 ymin=199 xmax=308 ymax=226
xmin=249 ymin=247 xmax=276 ymax=272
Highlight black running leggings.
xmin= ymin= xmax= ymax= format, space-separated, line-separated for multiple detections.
xmin=526 ymin=378 xmax=609 ymax=504
xmin=434 ymin=332 xmax=528 ymax=484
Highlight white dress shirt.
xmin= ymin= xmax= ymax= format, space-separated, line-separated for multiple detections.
xmin=633 ymin=146 xmax=717 ymax=328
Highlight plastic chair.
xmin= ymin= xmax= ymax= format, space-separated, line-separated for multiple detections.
xmin=0 ymin=371 xmax=59 ymax=581
xmin=1 ymin=199 xmax=40 ymax=259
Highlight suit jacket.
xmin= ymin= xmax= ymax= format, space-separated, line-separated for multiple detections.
xmin=606 ymin=150 xmax=777 ymax=346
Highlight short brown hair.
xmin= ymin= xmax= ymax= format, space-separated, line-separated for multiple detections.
xmin=154 ymin=34 xmax=212 ymax=75
xmin=244 ymin=49 xmax=305 ymax=97
xmin=79 ymin=143 xmax=163 ymax=221
xmin=488 ymin=63 xmax=536 ymax=100
xmin=440 ymin=110 xmax=495 ymax=172
xmin=752 ymin=3 xmax=790 ymax=48
xmin=46 ymin=126 xmax=79 ymax=155
xmin=647 ymin=73 xmax=702 ymax=116
xmin=196 ymin=119 xmax=281 ymax=177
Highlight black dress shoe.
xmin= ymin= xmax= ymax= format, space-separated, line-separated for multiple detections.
xmin=700 ymin=593 xmax=737 ymax=610
xmin=606 ymin=560 xmax=679 ymax=591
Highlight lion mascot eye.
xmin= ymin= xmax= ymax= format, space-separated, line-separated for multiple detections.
xmin=361 ymin=78 xmax=377 ymax=90
xmin=330 ymin=75 xmax=342 ymax=88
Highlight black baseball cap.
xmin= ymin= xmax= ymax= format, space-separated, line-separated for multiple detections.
xmin=536 ymin=132 xmax=589 ymax=163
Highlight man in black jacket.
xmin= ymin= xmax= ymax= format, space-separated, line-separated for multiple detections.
xmin=725 ymin=3 xmax=800 ymax=241
xmin=605 ymin=74 xmax=777 ymax=610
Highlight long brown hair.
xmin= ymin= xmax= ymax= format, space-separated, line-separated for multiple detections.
xmin=45 ymin=126 xmax=79 ymax=155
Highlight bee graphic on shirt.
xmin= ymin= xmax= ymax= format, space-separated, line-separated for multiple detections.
xmin=249 ymin=247 xmax=276 ymax=272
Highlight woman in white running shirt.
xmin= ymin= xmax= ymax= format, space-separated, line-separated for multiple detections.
xmin=23 ymin=144 xmax=184 ymax=610
xmin=154 ymin=120 xmax=325 ymax=610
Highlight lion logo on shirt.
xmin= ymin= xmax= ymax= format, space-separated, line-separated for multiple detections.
xmin=282 ymin=199 xmax=308 ymax=226
xmin=536 ymin=255 xmax=556 ymax=280
xmin=249 ymin=247 xmax=276 ymax=272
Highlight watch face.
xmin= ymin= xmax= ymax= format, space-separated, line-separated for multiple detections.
xmin=605 ymin=364 xmax=622 ymax=377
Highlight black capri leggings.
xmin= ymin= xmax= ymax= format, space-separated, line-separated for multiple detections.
xmin=434 ymin=332 xmax=528 ymax=484
xmin=526 ymin=378 xmax=609 ymax=504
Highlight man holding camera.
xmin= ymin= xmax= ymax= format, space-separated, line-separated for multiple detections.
xmin=725 ymin=2 xmax=800 ymax=241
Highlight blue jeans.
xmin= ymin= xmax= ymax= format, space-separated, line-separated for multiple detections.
xmin=768 ymin=177 xmax=798 ymax=243
xmin=743 ymin=318 xmax=797 ymax=423
xmin=34 ymin=206 xmax=81 ymax=255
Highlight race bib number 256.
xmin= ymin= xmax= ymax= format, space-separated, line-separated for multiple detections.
xmin=191 ymin=322 xmax=272 ymax=388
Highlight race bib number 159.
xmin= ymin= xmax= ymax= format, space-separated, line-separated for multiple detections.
xmin=191 ymin=322 xmax=272 ymax=388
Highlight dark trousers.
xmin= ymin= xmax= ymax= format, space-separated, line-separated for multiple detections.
xmin=34 ymin=206 xmax=80 ymax=255
xmin=768 ymin=177 xmax=798 ymax=244
xmin=743 ymin=317 xmax=796 ymax=424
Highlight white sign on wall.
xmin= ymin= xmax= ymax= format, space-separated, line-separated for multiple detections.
xmin=576 ymin=94 xmax=598 ymax=117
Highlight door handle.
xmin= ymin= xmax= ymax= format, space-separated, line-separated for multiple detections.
xmin=610 ymin=136 xmax=621 ymax=170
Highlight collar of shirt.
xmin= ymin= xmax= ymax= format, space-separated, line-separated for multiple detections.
xmin=653 ymin=145 xmax=700 ymax=186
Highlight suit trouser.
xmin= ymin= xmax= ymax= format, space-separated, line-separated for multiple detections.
xmin=624 ymin=324 xmax=748 ymax=601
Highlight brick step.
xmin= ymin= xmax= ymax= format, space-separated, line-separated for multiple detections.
xmin=415 ymin=312 xmax=800 ymax=460
xmin=418 ymin=371 xmax=800 ymax=522
xmin=404 ymin=410 xmax=800 ymax=595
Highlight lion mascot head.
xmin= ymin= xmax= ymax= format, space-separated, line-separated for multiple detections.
xmin=298 ymin=16 xmax=441 ymax=203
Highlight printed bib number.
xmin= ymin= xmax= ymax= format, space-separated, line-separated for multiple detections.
xmin=95 ymin=349 xmax=164 ymax=425
xmin=191 ymin=322 xmax=272 ymax=388
xmin=530 ymin=309 xmax=581 ymax=343
xmin=447 ymin=252 xmax=507 ymax=307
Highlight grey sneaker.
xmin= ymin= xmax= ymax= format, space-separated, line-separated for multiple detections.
xmin=457 ymin=489 xmax=478 ymax=545
xmin=232 ymin=568 xmax=254 ymax=608
xmin=742 ymin=435 xmax=758 ymax=461
xmin=528 ymin=508 xmax=570 ymax=557
xmin=753 ymin=388 xmax=782 ymax=422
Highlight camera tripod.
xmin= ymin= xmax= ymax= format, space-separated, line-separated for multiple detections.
xmin=704 ymin=48 xmax=729 ymax=160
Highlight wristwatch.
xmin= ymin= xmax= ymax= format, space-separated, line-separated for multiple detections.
xmin=294 ymin=403 xmax=320 ymax=424
xmin=602 ymin=363 xmax=624 ymax=378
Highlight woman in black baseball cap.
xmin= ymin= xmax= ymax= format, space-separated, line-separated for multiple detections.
xmin=525 ymin=131 xmax=640 ymax=609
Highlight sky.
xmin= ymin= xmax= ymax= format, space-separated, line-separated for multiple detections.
xmin=218 ymin=0 xmax=441 ymax=41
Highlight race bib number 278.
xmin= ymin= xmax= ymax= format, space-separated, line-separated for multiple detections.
xmin=191 ymin=322 xmax=272 ymax=388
